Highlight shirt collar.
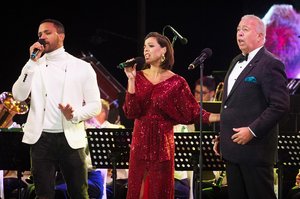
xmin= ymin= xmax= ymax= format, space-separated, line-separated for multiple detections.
xmin=45 ymin=46 xmax=66 ymax=61
xmin=246 ymin=46 xmax=263 ymax=63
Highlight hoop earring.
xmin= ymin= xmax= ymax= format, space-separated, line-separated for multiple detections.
xmin=161 ymin=54 xmax=165 ymax=63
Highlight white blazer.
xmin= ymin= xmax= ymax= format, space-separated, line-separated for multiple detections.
xmin=12 ymin=49 xmax=101 ymax=149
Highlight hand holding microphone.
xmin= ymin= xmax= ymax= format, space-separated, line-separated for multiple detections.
xmin=117 ymin=57 xmax=145 ymax=79
xmin=120 ymin=57 xmax=140 ymax=80
xmin=117 ymin=57 xmax=145 ymax=69
xmin=30 ymin=39 xmax=46 ymax=60
xmin=125 ymin=65 xmax=137 ymax=80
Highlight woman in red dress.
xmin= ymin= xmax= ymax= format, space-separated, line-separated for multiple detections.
xmin=123 ymin=32 xmax=220 ymax=199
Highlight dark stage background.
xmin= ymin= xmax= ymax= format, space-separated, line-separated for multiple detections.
xmin=1 ymin=0 xmax=299 ymax=94
xmin=1 ymin=1 xmax=300 ymax=198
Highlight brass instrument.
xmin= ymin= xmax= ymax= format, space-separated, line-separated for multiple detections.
xmin=213 ymin=82 xmax=224 ymax=102
xmin=0 ymin=92 xmax=29 ymax=128
xmin=215 ymin=170 xmax=227 ymax=187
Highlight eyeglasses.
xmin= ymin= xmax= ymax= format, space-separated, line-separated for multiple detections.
xmin=194 ymin=90 xmax=209 ymax=95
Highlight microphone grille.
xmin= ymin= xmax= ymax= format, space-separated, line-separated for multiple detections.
xmin=202 ymin=48 xmax=213 ymax=58
xmin=180 ymin=37 xmax=188 ymax=45
xmin=38 ymin=39 xmax=46 ymax=46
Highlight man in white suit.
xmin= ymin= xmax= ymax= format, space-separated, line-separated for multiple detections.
xmin=12 ymin=18 xmax=101 ymax=199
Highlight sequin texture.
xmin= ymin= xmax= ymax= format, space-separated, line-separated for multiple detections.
xmin=123 ymin=71 xmax=210 ymax=198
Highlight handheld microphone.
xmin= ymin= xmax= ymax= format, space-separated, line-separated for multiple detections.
xmin=31 ymin=39 xmax=46 ymax=59
xmin=188 ymin=48 xmax=212 ymax=70
xmin=117 ymin=57 xmax=145 ymax=69
xmin=164 ymin=25 xmax=188 ymax=45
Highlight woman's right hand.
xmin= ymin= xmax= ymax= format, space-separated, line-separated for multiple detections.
xmin=124 ymin=59 xmax=137 ymax=94
xmin=124 ymin=58 xmax=137 ymax=79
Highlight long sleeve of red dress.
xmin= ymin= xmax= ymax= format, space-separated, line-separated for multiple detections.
xmin=123 ymin=71 xmax=211 ymax=199
xmin=123 ymin=71 xmax=210 ymax=161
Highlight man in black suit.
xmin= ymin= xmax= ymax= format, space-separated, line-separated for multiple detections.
xmin=213 ymin=14 xmax=290 ymax=199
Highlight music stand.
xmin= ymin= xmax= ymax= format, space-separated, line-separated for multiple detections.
xmin=202 ymin=102 xmax=221 ymax=114
xmin=86 ymin=129 xmax=225 ymax=199
xmin=174 ymin=132 xmax=225 ymax=198
xmin=211 ymin=71 xmax=227 ymax=85
xmin=86 ymin=128 xmax=132 ymax=199
xmin=202 ymin=101 xmax=221 ymax=132
xmin=174 ymin=132 xmax=225 ymax=171
xmin=277 ymin=132 xmax=300 ymax=199
xmin=0 ymin=128 xmax=30 ymax=198
xmin=86 ymin=130 xmax=225 ymax=172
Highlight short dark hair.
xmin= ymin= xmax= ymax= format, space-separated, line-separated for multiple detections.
xmin=195 ymin=76 xmax=216 ymax=91
xmin=40 ymin=19 xmax=65 ymax=34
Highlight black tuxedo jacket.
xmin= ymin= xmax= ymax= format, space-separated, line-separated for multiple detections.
xmin=220 ymin=47 xmax=290 ymax=166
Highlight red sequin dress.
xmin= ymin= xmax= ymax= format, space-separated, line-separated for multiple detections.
xmin=123 ymin=71 xmax=210 ymax=199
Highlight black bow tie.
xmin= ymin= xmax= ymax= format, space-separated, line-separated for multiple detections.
xmin=238 ymin=54 xmax=249 ymax=63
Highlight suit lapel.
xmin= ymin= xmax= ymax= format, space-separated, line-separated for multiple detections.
xmin=223 ymin=55 xmax=241 ymax=102
xmin=227 ymin=63 xmax=255 ymax=99
xmin=224 ymin=47 xmax=265 ymax=103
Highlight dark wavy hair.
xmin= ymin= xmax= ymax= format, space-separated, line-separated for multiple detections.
xmin=143 ymin=32 xmax=174 ymax=70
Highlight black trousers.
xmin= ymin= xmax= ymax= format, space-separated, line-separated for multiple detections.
xmin=226 ymin=161 xmax=276 ymax=199
xmin=31 ymin=132 xmax=88 ymax=199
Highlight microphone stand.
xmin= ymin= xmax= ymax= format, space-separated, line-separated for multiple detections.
xmin=194 ymin=62 xmax=204 ymax=199
xmin=171 ymin=36 xmax=178 ymax=46
xmin=162 ymin=25 xmax=178 ymax=46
